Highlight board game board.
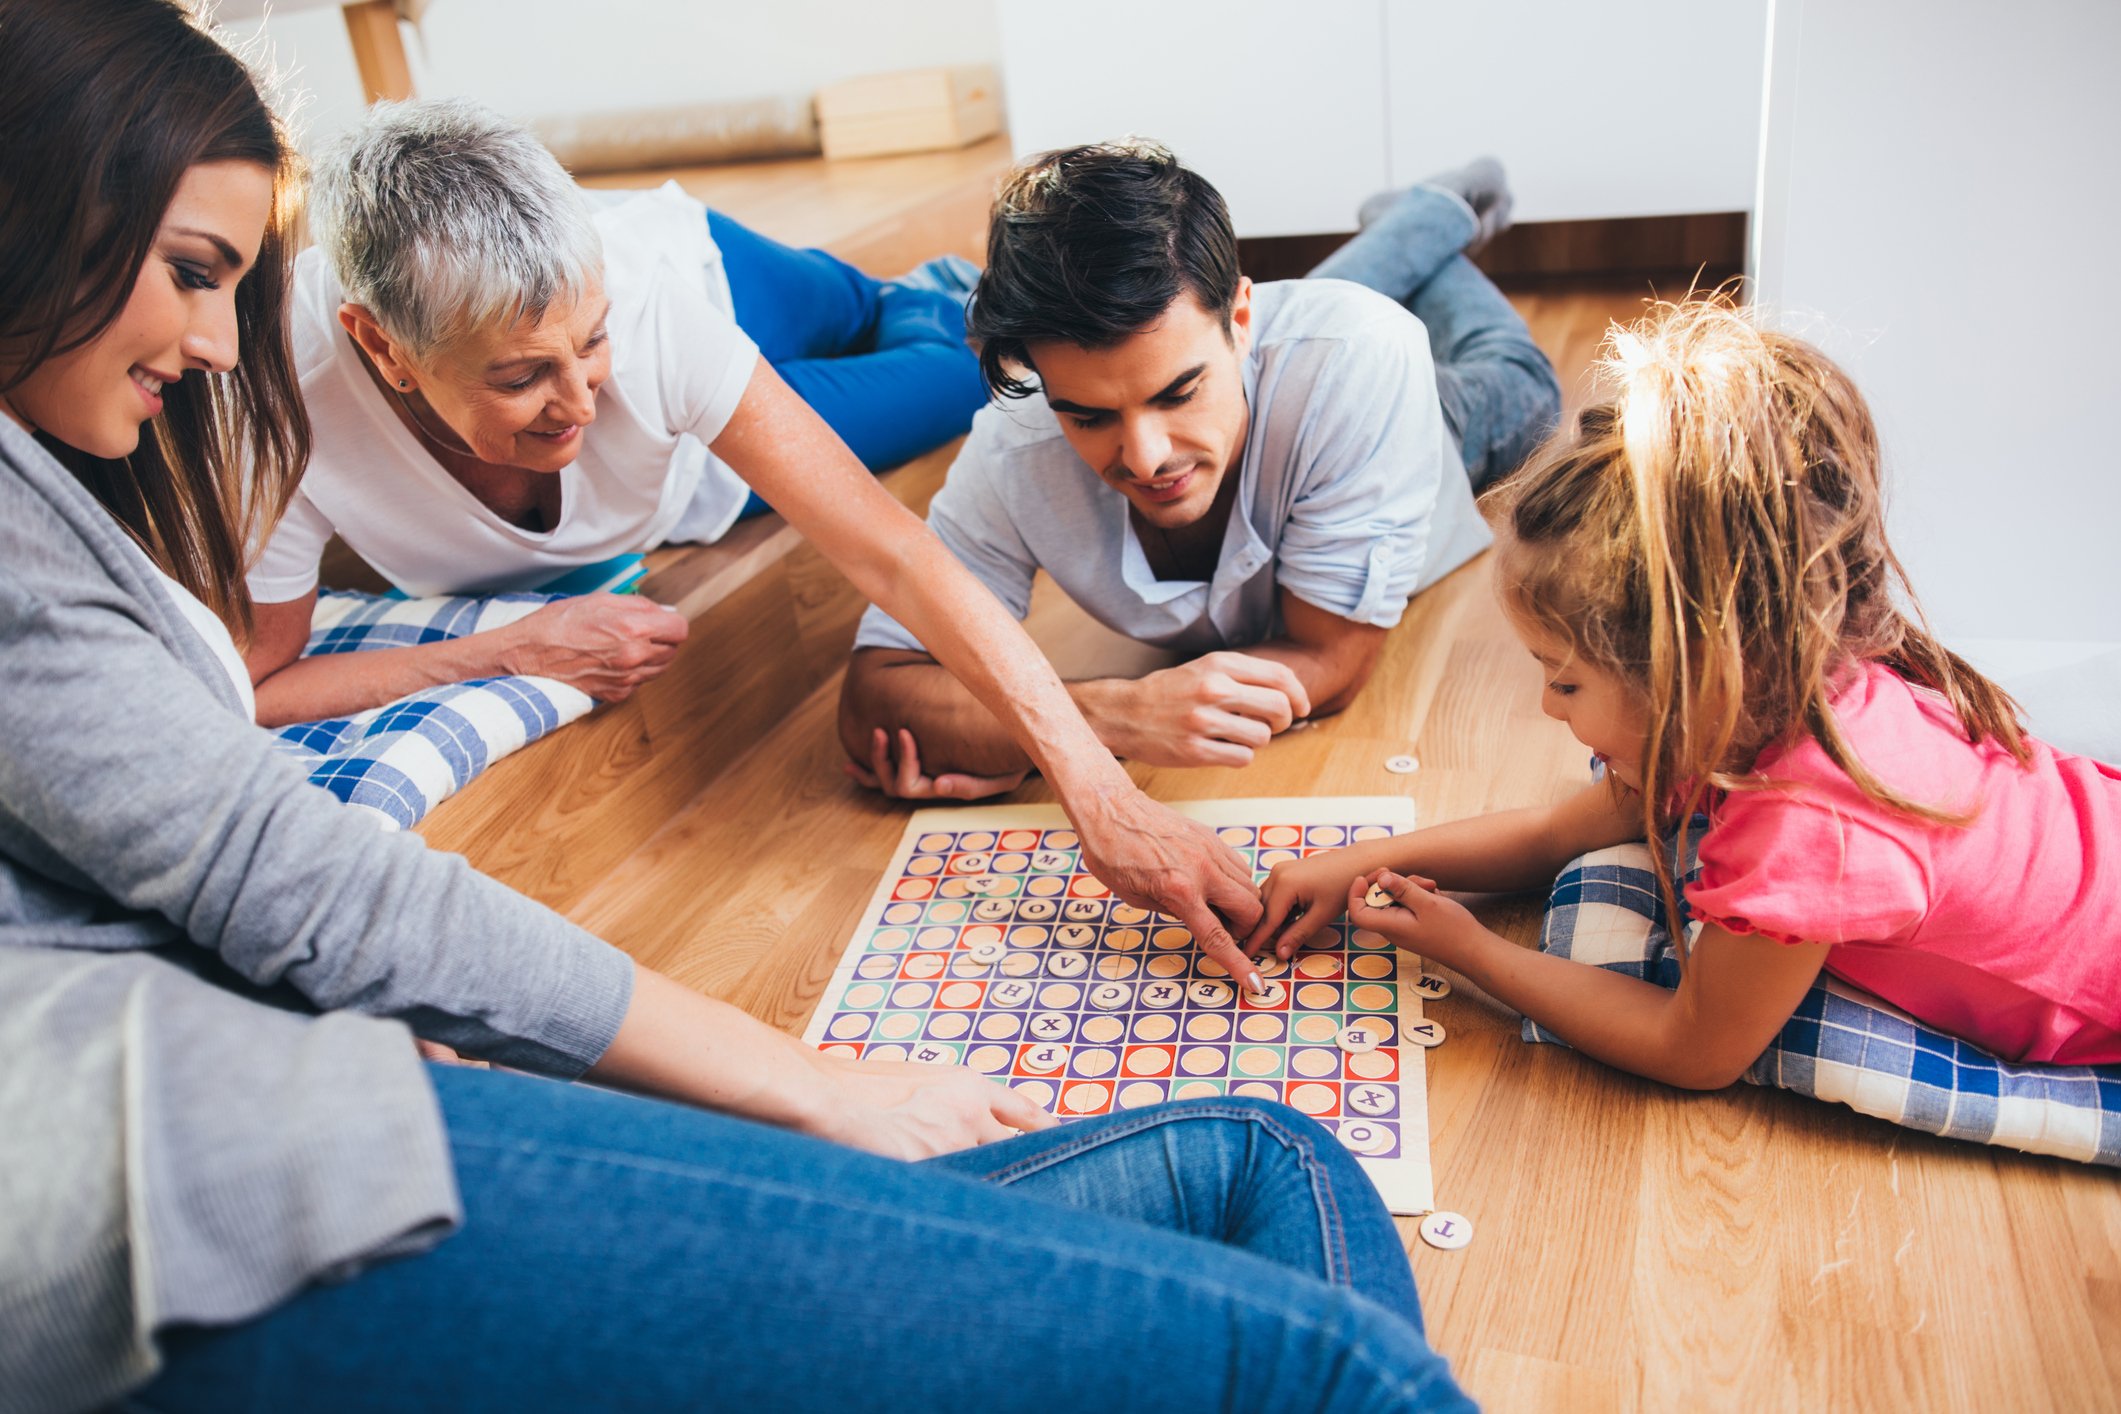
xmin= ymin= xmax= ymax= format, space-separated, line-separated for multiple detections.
xmin=804 ymin=797 xmax=1435 ymax=1214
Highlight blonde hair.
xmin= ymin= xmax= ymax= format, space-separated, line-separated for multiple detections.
xmin=1492 ymin=299 xmax=2027 ymax=945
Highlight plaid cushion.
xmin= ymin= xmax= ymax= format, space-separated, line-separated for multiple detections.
xmin=271 ymin=591 xmax=595 ymax=831
xmin=1530 ymin=837 xmax=2121 ymax=1167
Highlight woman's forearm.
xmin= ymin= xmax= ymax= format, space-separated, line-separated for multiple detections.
xmin=718 ymin=370 xmax=1129 ymax=801
xmin=253 ymin=630 xmax=516 ymax=726
xmin=883 ymin=516 xmax=1132 ymax=796
xmin=587 ymin=964 xmax=1056 ymax=1158
xmin=816 ymin=477 xmax=1126 ymax=799
xmin=587 ymin=965 xmax=841 ymax=1131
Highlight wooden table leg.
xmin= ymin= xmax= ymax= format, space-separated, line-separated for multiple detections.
xmin=341 ymin=0 xmax=412 ymax=103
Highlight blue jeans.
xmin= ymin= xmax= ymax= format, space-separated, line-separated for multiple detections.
xmin=710 ymin=211 xmax=987 ymax=512
xmin=1308 ymin=187 xmax=1560 ymax=489
xmin=131 ymin=1066 xmax=1471 ymax=1413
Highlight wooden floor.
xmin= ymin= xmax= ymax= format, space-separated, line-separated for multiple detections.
xmin=415 ymin=169 xmax=2119 ymax=1408
xmin=579 ymin=134 xmax=1012 ymax=271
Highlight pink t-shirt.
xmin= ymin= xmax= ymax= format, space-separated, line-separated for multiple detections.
xmin=1686 ymin=661 xmax=2121 ymax=1065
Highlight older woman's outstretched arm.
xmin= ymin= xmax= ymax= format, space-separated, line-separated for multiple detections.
xmin=711 ymin=361 xmax=1270 ymax=992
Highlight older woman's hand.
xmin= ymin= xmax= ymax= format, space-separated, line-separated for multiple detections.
xmin=1069 ymin=786 xmax=1270 ymax=994
xmin=499 ymin=593 xmax=689 ymax=702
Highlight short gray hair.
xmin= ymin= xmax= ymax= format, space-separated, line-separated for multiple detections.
xmin=310 ymin=97 xmax=604 ymax=358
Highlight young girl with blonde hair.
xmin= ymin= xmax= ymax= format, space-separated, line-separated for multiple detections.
xmin=1250 ymin=300 xmax=2121 ymax=1085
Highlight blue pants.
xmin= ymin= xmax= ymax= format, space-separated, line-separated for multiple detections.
xmin=710 ymin=211 xmax=987 ymax=518
xmin=131 ymin=1066 xmax=1471 ymax=1413
xmin=1308 ymin=188 xmax=1561 ymax=489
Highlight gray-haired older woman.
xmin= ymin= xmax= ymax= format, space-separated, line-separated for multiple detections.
xmin=244 ymin=97 xmax=980 ymax=720
xmin=239 ymin=98 xmax=1267 ymax=975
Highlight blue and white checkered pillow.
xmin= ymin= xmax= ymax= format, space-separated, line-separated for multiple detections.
xmin=271 ymin=591 xmax=595 ymax=831
xmin=1530 ymin=838 xmax=2121 ymax=1167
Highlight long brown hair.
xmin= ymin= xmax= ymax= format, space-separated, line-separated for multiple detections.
xmin=0 ymin=0 xmax=309 ymax=637
xmin=1493 ymin=299 xmax=2027 ymax=949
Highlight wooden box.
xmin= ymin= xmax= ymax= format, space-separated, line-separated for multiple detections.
xmin=815 ymin=65 xmax=1002 ymax=160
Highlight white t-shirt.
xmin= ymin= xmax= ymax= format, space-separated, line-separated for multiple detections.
xmin=148 ymin=564 xmax=256 ymax=722
xmin=249 ymin=184 xmax=760 ymax=601
xmin=857 ymin=279 xmax=1491 ymax=657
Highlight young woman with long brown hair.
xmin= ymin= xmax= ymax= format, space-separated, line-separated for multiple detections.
xmin=0 ymin=5 xmax=1469 ymax=1410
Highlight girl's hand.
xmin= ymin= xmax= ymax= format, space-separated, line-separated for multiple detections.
xmin=806 ymin=1053 xmax=1057 ymax=1160
xmin=1345 ymin=869 xmax=1480 ymax=967
xmin=1250 ymin=850 xmax=1437 ymax=959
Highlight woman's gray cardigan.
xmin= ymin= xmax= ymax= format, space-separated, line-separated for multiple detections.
xmin=0 ymin=418 xmax=635 ymax=1412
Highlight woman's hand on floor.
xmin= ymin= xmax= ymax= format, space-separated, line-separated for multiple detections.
xmin=807 ymin=1053 xmax=1056 ymax=1159
xmin=499 ymin=593 xmax=689 ymax=702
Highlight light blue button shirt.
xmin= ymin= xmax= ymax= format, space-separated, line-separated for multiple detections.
xmin=856 ymin=279 xmax=1492 ymax=658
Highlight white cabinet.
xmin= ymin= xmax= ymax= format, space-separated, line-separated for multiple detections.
xmin=1382 ymin=0 xmax=1766 ymax=222
xmin=997 ymin=0 xmax=1769 ymax=235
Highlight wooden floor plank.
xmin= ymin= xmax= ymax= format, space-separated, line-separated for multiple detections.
xmin=1462 ymin=1347 xmax=1626 ymax=1414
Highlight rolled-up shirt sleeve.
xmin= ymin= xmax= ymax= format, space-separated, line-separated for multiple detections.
xmin=1273 ymin=329 xmax=1450 ymax=630
xmin=854 ymin=440 xmax=1040 ymax=654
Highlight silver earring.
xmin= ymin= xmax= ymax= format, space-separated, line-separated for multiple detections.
xmin=397 ymin=379 xmax=409 ymax=389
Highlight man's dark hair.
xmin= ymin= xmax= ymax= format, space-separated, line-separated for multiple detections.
xmin=968 ymin=139 xmax=1240 ymax=400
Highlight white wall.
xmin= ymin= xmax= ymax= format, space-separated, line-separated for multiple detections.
xmin=1751 ymin=0 xmax=2121 ymax=663
xmin=221 ymin=0 xmax=1003 ymax=154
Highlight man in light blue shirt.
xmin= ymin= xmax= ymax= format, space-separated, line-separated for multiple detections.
xmin=841 ymin=141 xmax=1557 ymax=794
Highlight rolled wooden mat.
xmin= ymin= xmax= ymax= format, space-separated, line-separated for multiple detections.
xmin=535 ymin=96 xmax=820 ymax=174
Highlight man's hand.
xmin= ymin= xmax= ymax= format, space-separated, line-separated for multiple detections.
xmin=1093 ymin=652 xmax=1313 ymax=768
xmin=846 ymin=726 xmax=1031 ymax=801
xmin=500 ymin=593 xmax=689 ymax=702
xmin=1071 ymin=785 xmax=1270 ymax=993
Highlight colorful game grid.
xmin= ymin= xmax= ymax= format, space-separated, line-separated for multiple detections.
xmin=803 ymin=798 xmax=1434 ymax=1214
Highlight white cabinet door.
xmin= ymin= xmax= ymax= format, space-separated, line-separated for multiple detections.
xmin=1382 ymin=0 xmax=1768 ymax=221
xmin=996 ymin=0 xmax=1391 ymax=238
xmin=1753 ymin=0 xmax=2121 ymax=651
